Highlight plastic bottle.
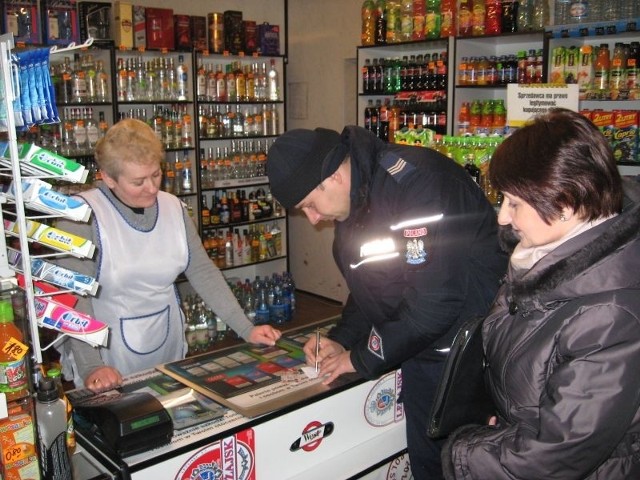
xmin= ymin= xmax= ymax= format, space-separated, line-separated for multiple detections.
xmin=458 ymin=0 xmax=473 ymax=36
xmin=424 ymin=0 xmax=440 ymax=39
xmin=554 ymin=0 xmax=570 ymax=25
xmin=501 ymin=0 xmax=519 ymax=32
xmin=36 ymin=377 xmax=73 ymax=480
xmin=609 ymin=42 xmax=627 ymax=92
xmin=375 ymin=0 xmax=387 ymax=44
xmin=485 ymin=0 xmax=502 ymax=35
xmin=46 ymin=367 xmax=76 ymax=455
xmin=440 ymin=0 xmax=456 ymax=37
xmin=386 ymin=0 xmax=402 ymax=43
xmin=471 ymin=0 xmax=486 ymax=36
xmin=0 ymin=300 xmax=29 ymax=403
xmin=362 ymin=0 xmax=377 ymax=45
xmin=399 ymin=0 xmax=414 ymax=41
xmin=517 ymin=0 xmax=533 ymax=31
xmin=532 ymin=0 xmax=549 ymax=30
xmin=458 ymin=101 xmax=471 ymax=135
xmin=626 ymin=42 xmax=640 ymax=91
xmin=413 ymin=0 xmax=427 ymax=40
xmin=594 ymin=43 xmax=611 ymax=90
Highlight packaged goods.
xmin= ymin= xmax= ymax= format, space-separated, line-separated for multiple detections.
xmin=3 ymin=218 xmax=95 ymax=258
xmin=113 ymin=1 xmax=133 ymax=48
xmin=0 ymin=411 xmax=40 ymax=480
xmin=34 ymin=296 xmax=108 ymax=347
xmin=77 ymin=1 xmax=112 ymax=43
xmin=612 ymin=110 xmax=638 ymax=163
xmin=7 ymin=178 xmax=92 ymax=222
xmin=133 ymin=5 xmax=145 ymax=48
xmin=145 ymin=7 xmax=174 ymax=50
xmin=259 ymin=22 xmax=280 ymax=56
xmin=0 ymin=142 xmax=87 ymax=184
xmin=41 ymin=0 xmax=79 ymax=46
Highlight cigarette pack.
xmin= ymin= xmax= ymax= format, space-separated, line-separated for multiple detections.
xmin=41 ymin=0 xmax=80 ymax=46
xmin=34 ymin=296 xmax=108 ymax=347
xmin=133 ymin=5 xmax=146 ymax=49
xmin=0 ymin=412 xmax=39 ymax=480
xmin=4 ymin=218 xmax=95 ymax=259
xmin=113 ymin=1 xmax=133 ymax=49
xmin=7 ymin=178 xmax=92 ymax=222
xmin=2 ymin=0 xmax=41 ymax=45
xmin=7 ymin=247 xmax=99 ymax=296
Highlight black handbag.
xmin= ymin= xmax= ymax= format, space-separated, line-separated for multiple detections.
xmin=427 ymin=316 xmax=495 ymax=439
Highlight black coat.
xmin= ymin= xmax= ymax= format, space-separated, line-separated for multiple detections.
xmin=328 ymin=126 xmax=507 ymax=379
xmin=443 ymin=178 xmax=640 ymax=479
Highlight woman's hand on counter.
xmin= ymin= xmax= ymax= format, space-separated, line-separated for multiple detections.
xmin=248 ymin=325 xmax=282 ymax=346
xmin=85 ymin=366 xmax=123 ymax=392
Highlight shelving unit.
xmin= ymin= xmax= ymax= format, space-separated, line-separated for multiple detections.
xmin=356 ymin=37 xmax=455 ymax=135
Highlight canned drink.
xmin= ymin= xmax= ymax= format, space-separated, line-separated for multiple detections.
xmin=208 ymin=12 xmax=224 ymax=53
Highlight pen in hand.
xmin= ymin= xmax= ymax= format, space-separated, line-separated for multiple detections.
xmin=315 ymin=329 xmax=320 ymax=373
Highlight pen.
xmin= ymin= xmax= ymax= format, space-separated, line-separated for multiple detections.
xmin=315 ymin=329 xmax=320 ymax=373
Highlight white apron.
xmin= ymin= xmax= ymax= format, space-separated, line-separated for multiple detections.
xmin=81 ymin=189 xmax=189 ymax=376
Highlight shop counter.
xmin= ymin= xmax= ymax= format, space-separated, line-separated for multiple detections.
xmin=71 ymin=321 xmax=408 ymax=480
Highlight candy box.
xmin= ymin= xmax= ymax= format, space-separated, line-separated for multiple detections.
xmin=0 ymin=411 xmax=39 ymax=480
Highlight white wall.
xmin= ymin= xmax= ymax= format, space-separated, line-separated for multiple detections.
xmin=286 ymin=0 xmax=361 ymax=303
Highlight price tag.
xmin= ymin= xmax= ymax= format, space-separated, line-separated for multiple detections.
xmin=3 ymin=442 xmax=36 ymax=464
xmin=2 ymin=337 xmax=28 ymax=361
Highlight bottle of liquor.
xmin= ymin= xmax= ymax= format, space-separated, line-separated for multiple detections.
xmin=71 ymin=53 xmax=88 ymax=102
xmin=59 ymin=56 xmax=73 ymax=104
xmin=85 ymin=107 xmax=99 ymax=151
xmin=84 ymin=54 xmax=97 ymax=102
xmin=268 ymin=59 xmax=279 ymax=101
xmin=201 ymin=194 xmax=211 ymax=227
xmin=95 ymin=60 xmax=109 ymax=102
xmin=181 ymin=150 xmax=193 ymax=193
xmin=176 ymin=55 xmax=188 ymax=101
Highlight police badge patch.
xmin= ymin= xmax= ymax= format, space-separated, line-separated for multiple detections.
xmin=404 ymin=226 xmax=428 ymax=264
xmin=368 ymin=326 xmax=385 ymax=360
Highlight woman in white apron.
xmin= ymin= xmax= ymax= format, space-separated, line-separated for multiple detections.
xmin=56 ymin=119 xmax=281 ymax=390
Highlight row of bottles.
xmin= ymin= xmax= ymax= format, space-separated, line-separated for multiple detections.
xmin=51 ymin=53 xmax=109 ymax=104
xmin=554 ymin=0 xmax=640 ymax=26
xmin=362 ymin=52 xmax=448 ymax=94
xmin=432 ymin=134 xmax=504 ymax=205
xmin=183 ymin=294 xmax=226 ymax=354
xmin=203 ymin=223 xmax=283 ymax=269
xmin=233 ymin=272 xmax=297 ymax=326
xmin=199 ymin=139 xmax=274 ymax=188
xmin=116 ymin=54 xmax=190 ymax=102
xmin=361 ymin=0 xmax=457 ymax=45
xmin=198 ymin=104 xmax=279 ymax=139
xmin=550 ymin=42 xmax=640 ymax=100
xmin=122 ymin=104 xmax=193 ymax=150
xmin=457 ymin=99 xmax=508 ymax=137
xmin=196 ymin=59 xmax=280 ymax=102
xmin=364 ymin=98 xmax=446 ymax=141
xmin=200 ymin=187 xmax=282 ymax=227
xmin=458 ymin=50 xmax=544 ymax=86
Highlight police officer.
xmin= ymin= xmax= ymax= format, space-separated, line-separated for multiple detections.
xmin=266 ymin=125 xmax=507 ymax=479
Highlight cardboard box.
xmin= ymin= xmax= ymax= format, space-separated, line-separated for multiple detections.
xmin=41 ymin=0 xmax=79 ymax=46
xmin=190 ymin=15 xmax=207 ymax=52
xmin=612 ymin=110 xmax=639 ymax=164
xmin=207 ymin=12 xmax=224 ymax=54
xmin=244 ymin=20 xmax=257 ymax=54
xmin=174 ymin=14 xmax=191 ymax=51
xmin=133 ymin=5 xmax=145 ymax=49
xmin=0 ymin=411 xmax=40 ymax=480
xmin=258 ymin=22 xmax=280 ymax=55
xmin=77 ymin=1 xmax=112 ymax=44
xmin=145 ymin=7 xmax=174 ymax=50
xmin=113 ymin=1 xmax=133 ymax=48
xmin=224 ymin=10 xmax=243 ymax=54
xmin=2 ymin=0 xmax=41 ymax=44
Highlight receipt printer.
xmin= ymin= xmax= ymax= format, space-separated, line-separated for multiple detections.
xmin=70 ymin=390 xmax=173 ymax=457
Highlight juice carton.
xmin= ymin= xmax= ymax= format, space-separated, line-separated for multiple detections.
xmin=549 ymin=46 xmax=566 ymax=85
xmin=577 ymin=45 xmax=594 ymax=97
xmin=612 ymin=110 xmax=638 ymax=163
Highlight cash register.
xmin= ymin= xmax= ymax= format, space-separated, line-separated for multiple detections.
xmin=68 ymin=388 xmax=173 ymax=457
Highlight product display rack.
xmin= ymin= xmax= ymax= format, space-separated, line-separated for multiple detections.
xmin=544 ymin=20 xmax=640 ymax=174
xmin=194 ymin=49 xmax=287 ymax=281
xmin=357 ymin=37 xmax=455 ymax=136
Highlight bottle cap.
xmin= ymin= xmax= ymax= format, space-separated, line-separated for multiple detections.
xmin=0 ymin=301 xmax=14 ymax=324
xmin=37 ymin=377 xmax=60 ymax=402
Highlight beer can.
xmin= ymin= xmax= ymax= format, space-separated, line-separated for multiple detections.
xmin=208 ymin=12 xmax=224 ymax=53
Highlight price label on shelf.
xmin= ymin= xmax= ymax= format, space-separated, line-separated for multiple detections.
xmin=507 ymin=84 xmax=580 ymax=128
